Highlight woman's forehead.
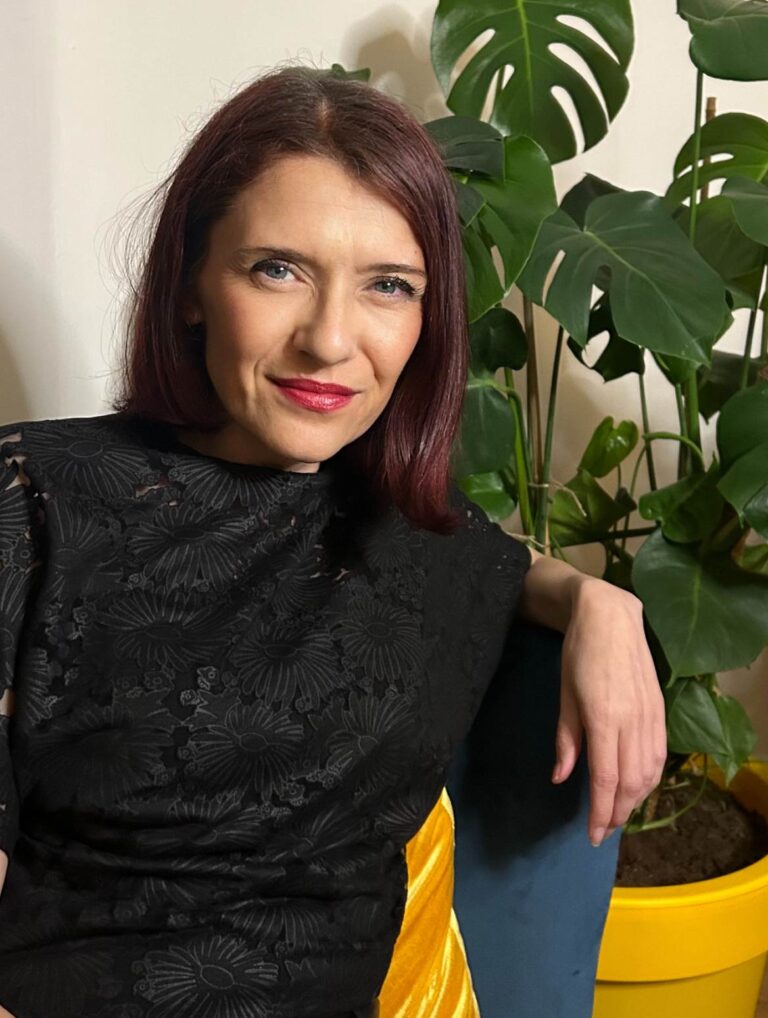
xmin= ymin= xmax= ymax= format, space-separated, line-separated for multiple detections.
xmin=213 ymin=157 xmax=425 ymax=264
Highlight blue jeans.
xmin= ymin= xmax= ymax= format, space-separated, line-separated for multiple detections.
xmin=447 ymin=622 xmax=620 ymax=1018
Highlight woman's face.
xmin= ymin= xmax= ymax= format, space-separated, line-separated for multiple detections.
xmin=179 ymin=153 xmax=427 ymax=473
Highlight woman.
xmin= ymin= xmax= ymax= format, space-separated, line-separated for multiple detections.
xmin=0 ymin=66 xmax=665 ymax=1017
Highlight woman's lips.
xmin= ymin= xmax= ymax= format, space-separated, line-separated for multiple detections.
xmin=270 ymin=380 xmax=355 ymax=412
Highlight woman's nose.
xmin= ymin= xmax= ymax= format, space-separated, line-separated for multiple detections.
xmin=294 ymin=286 xmax=357 ymax=363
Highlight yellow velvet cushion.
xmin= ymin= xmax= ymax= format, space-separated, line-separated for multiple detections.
xmin=378 ymin=788 xmax=480 ymax=1017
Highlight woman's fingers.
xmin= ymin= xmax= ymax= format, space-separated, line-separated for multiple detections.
xmin=553 ymin=676 xmax=582 ymax=784
xmin=609 ymin=723 xmax=647 ymax=831
xmin=640 ymin=644 xmax=667 ymax=786
xmin=586 ymin=726 xmax=619 ymax=846
xmin=604 ymin=670 xmax=667 ymax=836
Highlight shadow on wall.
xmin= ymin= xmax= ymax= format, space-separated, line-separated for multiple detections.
xmin=0 ymin=5 xmax=58 ymax=426
xmin=0 ymin=236 xmax=64 ymax=425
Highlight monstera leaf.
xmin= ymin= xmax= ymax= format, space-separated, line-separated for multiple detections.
xmin=431 ymin=0 xmax=634 ymax=163
xmin=676 ymin=195 xmax=766 ymax=308
xmin=560 ymin=173 xmax=624 ymax=226
xmin=737 ymin=543 xmax=768 ymax=575
xmin=427 ymin=117 xmax=556 ymax=319
xmin=312 ymin=63 xmax=372 ymax=81
xmin=568 ymin=302 xmax=646 ymax=381
xmin=462 ymin=228 xmax=505 ymax=322
xmin=469 ymin=306 xmax=528 ymax=373
xmin=665 ymin=678 xmax=756 ymax=783
xmin=678 ymin=0 xmax=768 ymax=81
xmin=633 ymin=529 xmax=768 ymax=677
xmin=717 ymin=382 xmax=768 ymax=539
xmin=427 ymin=115 xmax=505 ymax=178
xmin=711 ymin=693 xmax=758 ymax=783
xmin=638 ymin=464 xmax=725 ymax=543
xmin=517 ymin=190 xmax=730 ymax=361
xmin=454 ymin=381 xmax=516 ymax=477
xmin=548 ymin=470 xmax=635 ymax=547
xmin=454 ymin=306 xmax=526 ymax=476
xmin=721 ymin=175 xmax=768 ymax=245
xmin=698 ymin=350 xmax=762 ymax=421
xmin=578 ymin=417 xmax=638 ymax=478
xmin=458 ymin=470 xmax=517 ymax=520
xmin=666 ymin=113 xmax=768 ymax=208
xmin=666 ymin=678 xmax=729 ymax=755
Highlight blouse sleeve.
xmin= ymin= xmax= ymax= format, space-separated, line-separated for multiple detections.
xmin=0 ymin=425 xmax=44 ymax=858
xmin=448 ymin=483 xmax=532 ymax=630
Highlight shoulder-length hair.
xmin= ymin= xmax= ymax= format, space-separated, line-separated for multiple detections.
xmin=111 ymin=65 xmax=469 ymax=534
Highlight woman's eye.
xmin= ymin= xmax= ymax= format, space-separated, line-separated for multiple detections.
xmin=249 ymin=262 xmax=420 ymax=297
xmin=373 ymin=276 xmax=417 ymax=297
xmin=252 ymin=259 xmax=293 ymax=281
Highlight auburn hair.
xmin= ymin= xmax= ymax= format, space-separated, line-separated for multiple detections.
xmin=111 ymin=65 xmax=469 ymax=534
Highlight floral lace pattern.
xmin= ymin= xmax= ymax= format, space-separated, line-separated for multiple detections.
xmin=0 ymin=413 xmax=530 ymax=1018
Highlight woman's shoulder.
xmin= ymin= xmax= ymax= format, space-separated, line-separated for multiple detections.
xmin=1 ymin=413 xmax=132 ymax=468
xmin=415 ymin=483 xmax=532 ymax=624
xmin=443 ymin=482 xmax=532 ymax=567
xmin=1 ymin=412 xmax=149 ymax=498
xmin=1 ymin=412 xmax=128 ymax=452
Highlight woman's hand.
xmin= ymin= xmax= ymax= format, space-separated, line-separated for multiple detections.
xmin=553 ymin=577 xmax=667 ymax=846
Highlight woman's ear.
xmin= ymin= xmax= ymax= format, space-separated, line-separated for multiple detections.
xmin=181 ymin=289 xmax=204 ymax=327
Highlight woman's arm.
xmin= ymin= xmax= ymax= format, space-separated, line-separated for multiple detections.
xmin=517 ymin=547 xmax=590 ymax=633
xmin=518 ymin=548 xmax=667 ymax=847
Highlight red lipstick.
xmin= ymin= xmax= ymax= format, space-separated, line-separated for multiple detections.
xmin=269 ymin=377 xmax=359 ymax=412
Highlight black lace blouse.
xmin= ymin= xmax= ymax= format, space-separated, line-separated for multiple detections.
xmin=0 ymin=412 xmax=531 ymax=1018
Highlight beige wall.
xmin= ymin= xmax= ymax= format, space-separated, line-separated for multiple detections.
xmin=1 ymin=0 xmax=766 ymax=751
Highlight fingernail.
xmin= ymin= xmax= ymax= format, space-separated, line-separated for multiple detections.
xmin=590 ymin=827 xmax=606 ymax=847
xmin=552 ymin=763 xmax=562 ymax=782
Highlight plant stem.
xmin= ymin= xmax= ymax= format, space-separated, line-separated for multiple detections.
xmin=620 ymin=445 xmax=650 ymax=553
xmin=646 ymin=430 xmax=706 ymax=470
xmin=549 ymin=531 xmax=572 ymax=563
xmin=606 ymin=527 xmax=657 ymax=541
xmin=604 ymin=539 xmax=636 ymax=571
xmin=523 ymin=295 xmax=543 ymax=488
xmin=688 ymin=71 xmax=705 ymax=244
xmin=638 ymin=371 xmax=657 ymax=491
xmin=700 ymin=96 xmax=717 ymax=201
xmin=505 ymin=384 xmax=535 ymax=536
xmin=706 ymin=508 xmax=744 ymax=555
xmin=675 ymin=384 xmax=688 ymax=478
xmin=682 ymin=68 xmax=705 ymax=475
xmin=624 ymin=756 xmax=709 ymax=835
xmin=740 ymin=307 xmax=759 ymax=390
xmin=535 ymin=326 xmax=564 ymax=548
xmin=742 ymin=258 xmax=768 ymax=387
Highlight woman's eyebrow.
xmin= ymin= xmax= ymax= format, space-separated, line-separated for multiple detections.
xmin=235 ymin=246 xmax=427 ymax=278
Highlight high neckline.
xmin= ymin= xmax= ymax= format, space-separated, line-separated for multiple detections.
xmin=133 ymin=416 xmax=338 ymax=488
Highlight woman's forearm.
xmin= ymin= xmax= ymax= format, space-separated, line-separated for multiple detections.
xmin=517 ymin=548 xmax=619 ymax=634
xmin=516 ymin=545 xmax=665 ymax=846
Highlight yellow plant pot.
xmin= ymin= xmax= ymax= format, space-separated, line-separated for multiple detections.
xmin=593 ymin=759 xmax=768 ymax=1018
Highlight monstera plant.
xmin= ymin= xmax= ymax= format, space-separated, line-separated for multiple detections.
xmin=329 ymin=1 xmax=768 ymax=830
xmin=424 ymin=0 xmax=768 ymax=829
